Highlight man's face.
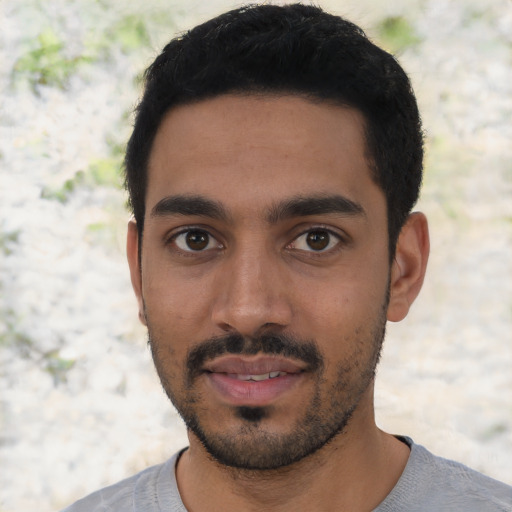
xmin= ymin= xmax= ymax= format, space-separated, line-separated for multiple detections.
xmin=132 ymin=94 xmax=393 ymax=470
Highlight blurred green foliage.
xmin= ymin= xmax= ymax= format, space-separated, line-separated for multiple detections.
xmin=0 ymin=310 xmax=34 ymax=356
xmin=109 ymin=15 xmax=151 ymax=52
xmin=13 ymin=28 xmax=93 ymax=91
xmin=89 ymin=157 xmax=123 ymax=187
xmin=40 ymin=171 xmax=86 ymax=203
xmin=12 ymin=13 xmax=153 ymax=93
xmin=376 ymin=16 xmax=421 ymax=53
xmin=0 ymin=229 xmax=20 ymax=256
xmin=44 ymin=350 xmax=76 ymax=385
xmin=85 ymin=220 xmax=119 ymax=247
xmin=41 ymin=155 xmax=123 ymax=203
xmin=83 ymin=13 xmax=152 ymax=60
xmin=0 ymin=309 xmax=75 ymax=385
xmin=480 ymin=422 xmax=508 ymax=441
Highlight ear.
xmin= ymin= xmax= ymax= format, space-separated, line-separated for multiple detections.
xmin=126 ymin=219 xmax=147 ymax=326
xmin=387 ymin=212 xmax=430 ymax=322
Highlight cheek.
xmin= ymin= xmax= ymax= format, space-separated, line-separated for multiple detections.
xmin=141 ymin=254 xmax=214 ymax=328
xmin=294 ymin=272 xmax=388 ymax=351
xmin=298 ymin=276 xmax=386 ymax=323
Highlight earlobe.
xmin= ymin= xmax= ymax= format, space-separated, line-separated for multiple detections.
xmin=387 ymin=212 xmax=430 ymax=322
xmin=126 ymin=219 xmax=147 ymax=326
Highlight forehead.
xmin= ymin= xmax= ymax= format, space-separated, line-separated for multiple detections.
xmin=146 ymin=94 xmax=383 ymax=218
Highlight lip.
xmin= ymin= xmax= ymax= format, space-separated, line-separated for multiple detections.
xmin=203 ymin=355 xmax=307 ymax=375
xmin=203 ymin=355 xmax=306 ymax=406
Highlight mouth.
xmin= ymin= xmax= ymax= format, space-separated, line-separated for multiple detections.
xmin=226 ymin=371 xmax=289 ymax=381
xmin=202 ymin=356 xmax=306 ymax=406
xmin=203 ymin=354 xmax=307 ymax=375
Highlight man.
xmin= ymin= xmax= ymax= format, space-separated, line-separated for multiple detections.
xmin=63 ymin=4 xmax=512 ymax=511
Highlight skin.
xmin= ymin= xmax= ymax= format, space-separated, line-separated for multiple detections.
xmin=127 ymin=94 xmax=429 ymax=511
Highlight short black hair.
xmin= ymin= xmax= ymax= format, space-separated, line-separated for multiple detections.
xmin=124 ymin=3 xmax=423 ymax=255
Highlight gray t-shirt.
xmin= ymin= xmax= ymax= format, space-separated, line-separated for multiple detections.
xmin=62 ymin=438 xmax=512 ymax=511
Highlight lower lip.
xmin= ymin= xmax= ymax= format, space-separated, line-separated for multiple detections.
xmin=205 ymin=372 xmax=303 ymax=406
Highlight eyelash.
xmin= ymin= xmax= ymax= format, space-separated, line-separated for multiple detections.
xmin=166 ymin=227 xmax=223 ymax=254
xmin=286 ymin=226 xmax=346 ymax=254
xmin=165 ymin=225 xmax=347 ymax=256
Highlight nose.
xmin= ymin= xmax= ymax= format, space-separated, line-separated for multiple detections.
xmin=211 ymin=244 xmax=293 ymax=337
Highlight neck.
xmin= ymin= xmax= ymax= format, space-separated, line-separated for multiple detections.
xmin=176 ymin=398 xmax=410 ymax=512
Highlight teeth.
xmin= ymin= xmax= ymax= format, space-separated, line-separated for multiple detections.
xmin=234 ymin=371 xmax=287 ymax=381
xmin=250 ymin=373 xmax=269 ymax=381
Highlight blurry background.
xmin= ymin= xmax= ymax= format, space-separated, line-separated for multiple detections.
xmin=1 ymin=0 xmax=511 ymax=510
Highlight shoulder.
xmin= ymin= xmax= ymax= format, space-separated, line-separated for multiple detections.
xmin=60 ymin=452 xmax=183 ymax=512
xmin=412 ymin=442 xmax=512 ymax=508
xmin=377 ymin=438 xmax=512 ymax=512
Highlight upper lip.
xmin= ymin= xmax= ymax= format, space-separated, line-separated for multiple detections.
xmin=203 ymin=355 xmax=306 ymax=375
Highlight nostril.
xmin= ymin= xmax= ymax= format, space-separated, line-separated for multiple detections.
xmin=217 ymin=321 xmax=235 ymax=332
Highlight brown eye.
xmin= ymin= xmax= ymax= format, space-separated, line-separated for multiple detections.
xmin=306 ymin=230 xmax=330 ymax=251
xmin=174 ymin=229 xmax=220 ymax=252
xmin=186 ymin=230 xmax=209 ymax=250
xmin=288 ymin=228 xmax=340 ymax=253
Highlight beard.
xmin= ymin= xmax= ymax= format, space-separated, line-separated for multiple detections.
xmin=147 ymin=303 xmax=387 ymax=472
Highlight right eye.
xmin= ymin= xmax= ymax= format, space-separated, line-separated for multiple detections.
xmin=172 ymin=229 xmax=222 ymax=252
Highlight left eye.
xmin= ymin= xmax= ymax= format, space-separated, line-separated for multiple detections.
xmin=289 ymin=229 xmax=340 ymax=252
xmin=173 ymin=229 xmax=221 ymax=252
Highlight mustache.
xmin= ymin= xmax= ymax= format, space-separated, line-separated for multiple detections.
xmin=186 ymin=332 xmax=323 ymax=380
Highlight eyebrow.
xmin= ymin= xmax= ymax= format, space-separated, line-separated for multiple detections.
xmin=149 ymin=193 xmax=365 ymax=224
xmin=266 ymin=194 xmax=366 ymax=224
xmin=150 ymin=195 xmax=229 ymax=221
